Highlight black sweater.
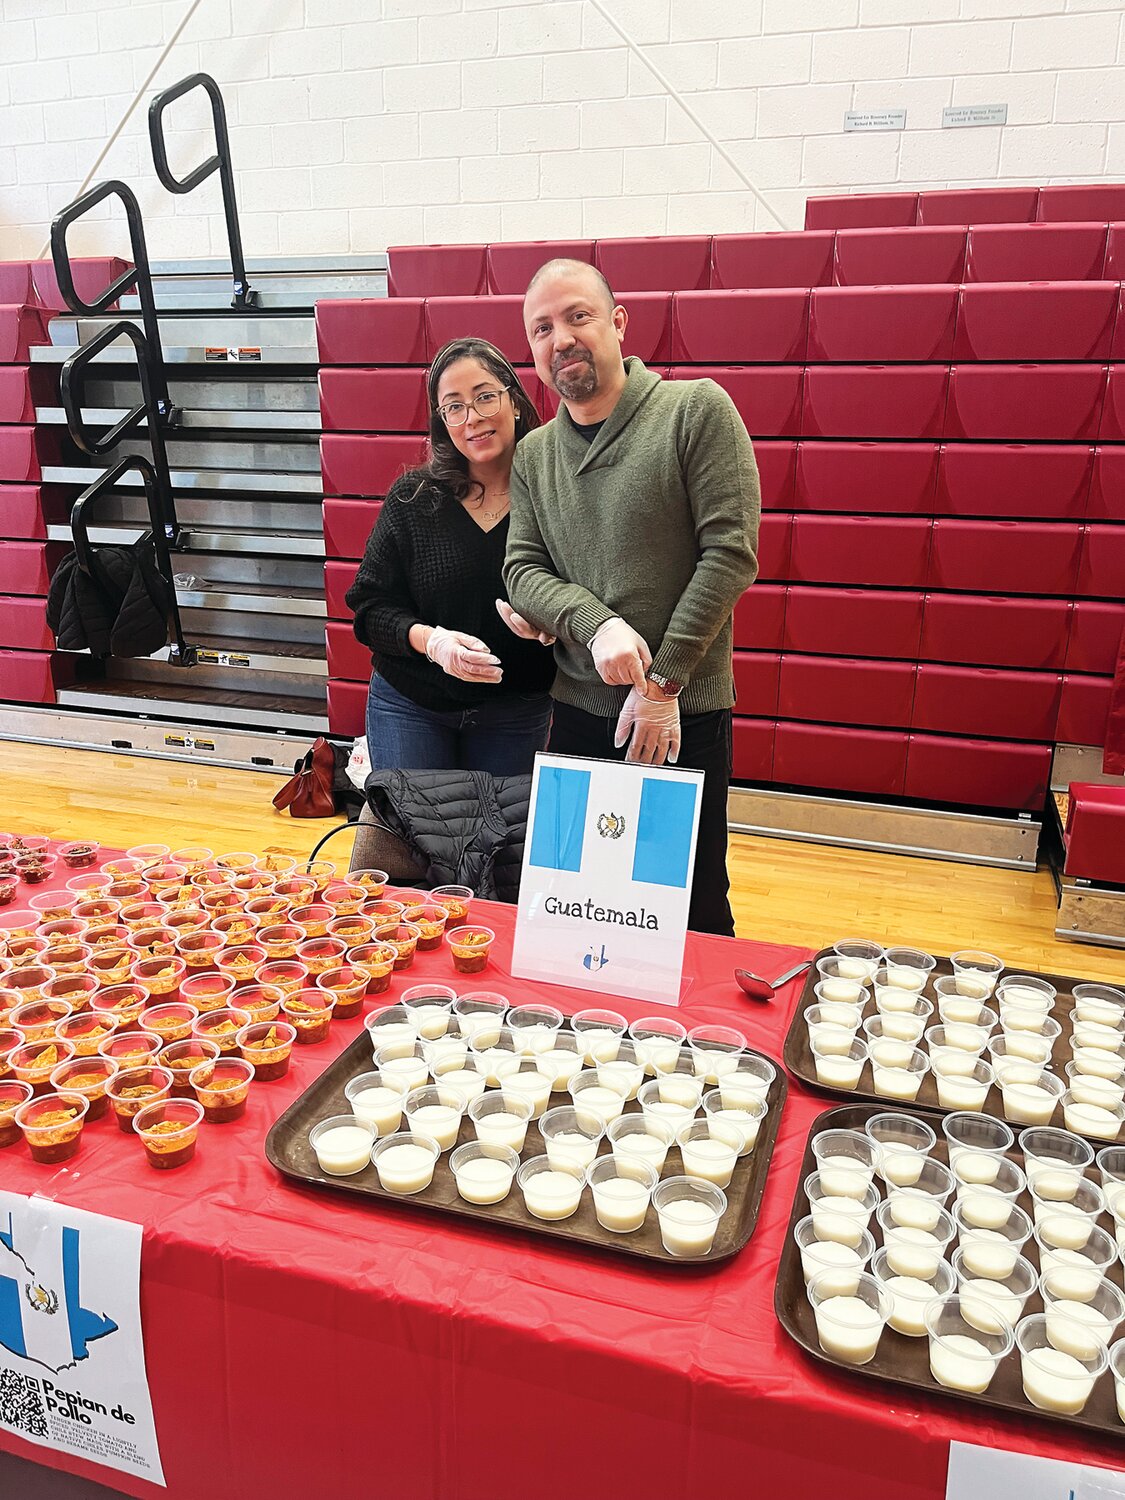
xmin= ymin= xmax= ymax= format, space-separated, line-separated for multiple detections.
xmin=346 ymin=470 xmax=556 ymax=713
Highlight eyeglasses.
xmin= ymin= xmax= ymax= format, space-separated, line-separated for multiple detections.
xmin=437 ymin=388 xmax=510 ymax=427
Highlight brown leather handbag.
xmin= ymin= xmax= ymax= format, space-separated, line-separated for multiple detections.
xmin=272 ymin=738 xmax=337 ymax=818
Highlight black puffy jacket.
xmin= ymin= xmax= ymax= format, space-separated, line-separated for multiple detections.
xmin=363 ymin=769 xmax=531 ymax=904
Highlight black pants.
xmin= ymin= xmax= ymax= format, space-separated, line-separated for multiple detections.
xmin=548 ymin=701 xmax=735 ymax=938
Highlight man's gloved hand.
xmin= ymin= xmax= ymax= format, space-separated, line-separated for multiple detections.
xmin=425 ymin=626 xmax=503 ymax=683
xmin=613 ymin=683 xmax=681 ymax=766
xmin=590 ymin=617 xmax=651 ymax=692
xmin=495 ymin=599 xmax=555 ymax=646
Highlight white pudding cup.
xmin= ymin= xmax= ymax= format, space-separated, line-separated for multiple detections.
xmin=808 ymin=1269 xmax=891 ymax=1366
xmin=449 ymin=1141 xmax=519 ymax=1205
xmin=370 ymin=1130 xmax=440 ymax=1195
xmin=587 ymin=1155 xmax=658 ymax=1234
xmin=871 ymin=1245 xmax=955 ymax=1337
xmin=653 ymin=1176 xmax=727 ymax=1258
xmin=517 ymin=1154 xmax=585 ymax=1221
xmin=793 ymin=1215 xmax=875 ymax=1296
xmin=925 ymin=1295 xmax=1013 ymax=1393
xmin=539 ymin=1104 xmax=604 ymax=1171
xmin=606 ymin=1112 xmax=674 ymax=1173
xmin=310 ymin=1114 xmax=376 ymax=1176
xmin=468 ymin=1090 xmax=532 ymax=1153
xmin=1016 ymin=1312 xmax=1107 ymax=1414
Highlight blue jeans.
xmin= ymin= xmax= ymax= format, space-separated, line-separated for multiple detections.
xmin=366 ymin=673 xmax=551 ymax=778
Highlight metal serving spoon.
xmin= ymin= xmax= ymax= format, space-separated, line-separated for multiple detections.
xmin=734 ymin=960 xmax=811 ymax=1002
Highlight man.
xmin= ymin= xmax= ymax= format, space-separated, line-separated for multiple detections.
xmin=499 ymin=259 xmax=759 ymax=937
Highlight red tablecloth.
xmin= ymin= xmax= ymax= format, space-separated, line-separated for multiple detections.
xmin=2 ymin=847 xmax=1124 ymax=1499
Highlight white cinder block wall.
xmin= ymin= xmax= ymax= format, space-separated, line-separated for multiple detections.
xmin=2 ymin=0 xmax=1124 ymax=260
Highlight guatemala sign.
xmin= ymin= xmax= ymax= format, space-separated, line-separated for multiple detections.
xmin=511 ymin=753 xmax=703 ymax=1007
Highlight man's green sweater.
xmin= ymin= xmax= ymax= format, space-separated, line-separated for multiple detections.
xmin=504 ymin=357 xmax=761 ymax=718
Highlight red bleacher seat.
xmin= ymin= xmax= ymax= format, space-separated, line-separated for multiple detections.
xmin=733 ymin=584 xmax=786 ymax=651
xmin=917 ymin=188 xmax=1039 ymax=227
xmin=1102 ymin=225 xmax=1125 ymax=283
xmin=0 ymin=263 xmax=35 ymax=306
xmin=319 ymin=435 xmax=425 ymax=499
xmin=710 ymin=232 xmax=834 ymax=290
xmin=326 ymin=620 xmax=371 ymax=683
xmin=801 ymin=366 xmax=949 ymax=440
xmin=935 ymin=443 xmax=1094 ymax=520
xmin=757 ymin=513 xmax=793 ymax=581
xmin=920 ymin=594 xmax=1071 ymax=671
xmin=783 ymin=587 xmax=924 ymax=660
xmin=324 ymin=559 xmax=359 ymax=620
xmin=774 ymin=721 xmax=908 ymax=796
xmin=1037 ymin=185 xmax=1125 ymax=223
xmin=424 ymin=295 xmax=529 ymax=362
xmin=387 ymin=245 xmax=487 ymax=298
xmin=1066 ymin=600 xmax=1125 ymax=674
xmin=953 ymin=283 xmax=1118 ymax=362
xmin=0 ymin=368 xmax=35 ymax=425
xmin=666 ymin=366 xmax=803 ymax=437
xmin=0 ymin=596 xmax=52 ymax=651
xmin=318 ymin=369 xmax=429 ymax=434
xmin=615 ymin=292 xmax=673 ymax=363
xmin=733 ymin=651 xmax=780 ymax=717
xmin=327 ymin=678 xmax=367 ymax=737
xmin=316 ymin=299 xmax=427 ymax=366
xmin=805 ymin=194 xmax=918 ymax=231
xmin=1089 ymin=446 xmax=1125 ymax=520
xmin=1064 ymin=783 xmax=1125 ymax=886
xmin=807 ymin=285 xmax=958 ymax=363
xmin=486 ymin=240 xmax=595 ymax=295
xmin=1057 ymin=673 xmax=1113 ymax=746
xmin=944 ymin=365 xmax=1107 ymax=442
xmin=0 ymin=427 xmax=46 ymax=485
xmin=595 ymin=236 xmax=711 ymax=293
xmin=1077 ymin=523 xmax=1125 ymax=599
xmin=0 ymin=485 xmax=47 ymax=542
xmin=790 ymin=515 xmax=932 ymax=588
xmin=913 ymin=663 xmax=1062 ymax=741
xmin=965 ymin=223 xmax=1109 ymax=282
xmin=778 ymin=655 xmax=917 ymax=729
xmin=1098 ymin=363 xmax=1125 ymax=439
xmin=671 ymin=290 xmax=809 ymax=364
xmin=751 ymin=441 xmax=797 ymax=510
xmin=794 ymin=441 xmax=938 ymax=514
xmin=322 ymin=497 xmax=381 ymax=561
xmin=903 ymin=735 xmax=1051 ymax=811
xmin=0 ymin=308 xmax=49 ymax=364
xmin=0 ymin=649 xmax=64 ymax=704
xmin=30 ymin=257 xmax=130 ymax=313
xmin=832 ymin=227 xmax=967 ymax=287
xmin=928 ymin=519 xmax=1082 ymax=596
xmin=731 ymin=717 xmax=775 ymax=781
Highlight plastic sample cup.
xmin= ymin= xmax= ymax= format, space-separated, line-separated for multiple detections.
xmin=1065 ymin=1063 xmax=1125 ymax=1113
xmin=588 ymin=1156 xmax=658 ymax=1234
xmin=951 ymin=1248 xmax=1037 ymax=1336
xmin=806 ymin=1005 xmax=860 ymax=1057
xmin=11 ymin=1038 xmax=76 ymax=1091
xmin=596 ymin=1038 xmax=644 ymax=1101
xmin=193 ymin=1007 xmax=252 ymax=1055
xmin=15 ymin=1090 xmax=89 ymax=1164
xmin=133 ymin=1098 xmax=204 ymax=1170
xmin=1016 ymin=1312 xmax=1108 ymax=1414
xmin=1040 ymin=1271 xmax=1125 ymax=1361
xmin=925 ymin=1295 xmax=1014 ymax=1393
xmin=10 ymin=1000 xmax=73 ymax=1044
xmin=1072 ymin=983 xmax=1125 ymax=1028
xmin=501 ymin=1063 xmax=553 ymax=1121
xmin=676 ymin=1118 xmax=742 ymax=1188
xmin=236 ymin=1020 xmax=296 ymax=1081
xmin=452 ymin=993 xmax=508 ymax=1047
xmin=1110 ymin=1339 xmax=1125 ymax=1424
xmin=371 ymin=1130 xmax=440 ymax=1194
xmin=571 ymin=1007 xmax=628 ymax=1064
xmin=868 ymin=1000 xmax=932 ymax=1046
xmin=311 ymin=1113 xmax=377 ymax=1177
xmin=811 ymin=1130 xmax=878 ymax=1199
xmin=807 ymin=1268 xmax=891 ymax=1365
xmin=701 ymin=1087 xmax=767 ymax=1155
xmin=140 ymin=1002 xmax=196 ymax=1044
xmin=281 ymin=989 xmax=335 ymax=1044
xmin=953 ymin=1201 xmax=1034 ymax=1280
xmin=1019 ymin=1126 xmax=1092 ymax=1203
xmin=815 ymin=955 xmax=867 ymax=1004
xmin=189 ymin=1056 xmax=253 ymax=1122
xmin=882 ymin=946 xmax=937 ymax=991
xmin=365 ymin=1003 xmax=417 ymax=1059
xmin=878 ymin=1202 xmax=956 ymax=1281
xmin=932 ymin=1055 xmax=994 ymax=1113
xmin=0 ymin=1080 xmax=34 ymax=1147
xmin=886 ymin=1157 xmax=956 ymax=1232
xmin=1062 ymin=1089 xmax=1125 ymax=1143
xmin=403 ymin=1084 xmax=467 ymax=1151
xmin=347 ymin=867 xmax=389 ymax=900
xmin=408 ymin=905 xmax=449 ymax=952
xmin=832 ymin=938 xmax=884 ymax=983
xmin=229 ymin=983 xmax=283 ymax=1023
xmin=952 ymin=1155 xmax=1026 ymax=1231
xmin=311 ymin=965 xmax=366 ymax=1021
xmin=447 ymin=925 xmax=493 ymax=975
xmin=450 ymin=1142 xmax=519 ymax=1205
xmin=400 ymin=984 xmax=457 ymax=1039
xmin=1031 ymin=1176 xmax=1105 ymax=1251
xmin=871 ymin=1045 xmax=930 ymax=1103
xmin=504 ymin=1003 xmax=564 ymax=1058
xmin=429 ymin=1053 xmax=489 ymax=1108
xmin=636 ymin=1072 xmax=703 ymax=1135
xmin=49 ymin=1055 xmax=117 ymax=1121
xmin=345 ymin=1070 xmax=408 ymax=1135
xmin=717 ymin=1053 xmax=776 ymax=1107
xmin=871 ymin=1246 xmax=955 ymax=1338
xmin=1034 ymin=1223 xmax=1116 ymax=1303
xmin=1097 ymin=1144 xmax=1125 ymax=1219
xmin=810 ymin=1035 xmax=868 ymax=1092
xmin=179 ymin=972 xmax=236 ymax=1015
xmin=517 ymin=1154 xmax=585 ymax=1221
xmin=942 ymin=1111 xmax=1013 ymax=1185
xmin=537 ymin=1032 xmax=586 ymax=1093
xmin=569 ymin=1068 xmax=628 ymax=1127
xmin=469 ymin=1091 xmax=532 ymax=1153
xmin=687 ymin=1023 xmax=747 ymax=1085
xmin=628 ymin=1015 xmax=687 ymax=1075
xmin=606 ymin=1112 xmax=674 ymax=1174
xmin=106 ymin=1064 xmax=173 ymax=1133
xmin=793 ymin=1216 xmax=875 ymax=1297
xmin=949 ymin=950 xmax=1004 ymax=1000
xmin=373 ymin=1041 xmax=429 ymax=1094
xmin=805 ymin=1172 xmax=879 ymax=1249
xmin=430 ymin=884 xmax=472 ymax=922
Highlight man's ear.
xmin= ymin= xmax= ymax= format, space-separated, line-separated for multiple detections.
xmin=612 ymin=304 xmax=628 ymax=344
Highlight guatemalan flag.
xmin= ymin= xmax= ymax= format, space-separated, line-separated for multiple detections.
xmin=512 ymin=754 xmax=704 ymax=1007
xmin=0 ymin=1215 xmax=117 ymax=1374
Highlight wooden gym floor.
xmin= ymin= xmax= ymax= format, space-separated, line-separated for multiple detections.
xmin=1 ymin=740 xmax=1121 ymax=984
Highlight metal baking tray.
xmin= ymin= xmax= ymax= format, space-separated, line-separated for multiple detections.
xmin=775 ymin=1102 xmax=1124 ymax=1437
xmin=266 ymin=1027 xmax=787 ymax=1266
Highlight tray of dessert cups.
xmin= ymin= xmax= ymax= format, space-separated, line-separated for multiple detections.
xmin=782 ymin=941 xmax=1125 ymax=1147
xmin=775 ymin=1103 xmax=1125 ymax=1436
xmin=265 ymin=1000 xmax=787 ymax=1265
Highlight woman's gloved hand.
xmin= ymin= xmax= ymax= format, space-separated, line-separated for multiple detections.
xmin=425 ymin=626 xmax=503 ymax=683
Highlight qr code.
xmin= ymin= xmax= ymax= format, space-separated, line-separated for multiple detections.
xmin=0 ymin=1367 xmax=47 ymax=1438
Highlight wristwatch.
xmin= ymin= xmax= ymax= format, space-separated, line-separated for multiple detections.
xmin=646 ymin=669 xmax=683 ymax=698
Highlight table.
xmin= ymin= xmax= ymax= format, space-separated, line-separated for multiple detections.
xmin=2 ymin=846 xmax=1124 ymax=1500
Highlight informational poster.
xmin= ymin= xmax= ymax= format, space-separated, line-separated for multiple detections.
xmin=0 ymin=1192 xmax=164 ymax=1487
xmin=511 ymin=753 xmax=703 ymax=1007
xmin=947 ymin=1441 xmax=1125 ymax=1500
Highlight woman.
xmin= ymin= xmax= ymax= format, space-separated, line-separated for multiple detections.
xmin=346 ymin=337 xmax=555 ymax=776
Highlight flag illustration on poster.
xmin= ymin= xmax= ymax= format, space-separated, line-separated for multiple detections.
xmin=512 ymin=754 xmax=704 ymax=1007
xmin=0 ymin=1217 xmax=117 ymax=1374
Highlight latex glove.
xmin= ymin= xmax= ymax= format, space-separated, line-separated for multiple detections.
xmin=495 ymin=598 xmax=555 ymax=646
xmin=614 ymin=684 xmax=681 ymax=766
xmin=425 ymin=626 xmax=503 ymax=683
xmin=590 ymin=617 xmax=651 ymax=692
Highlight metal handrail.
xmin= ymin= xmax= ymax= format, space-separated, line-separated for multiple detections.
xmin=49 ymin=179 xmax=175 ymax=424
xmin=70 ymin=455 xmax=193 ymax=665
xmin=149 ymin=72 xmax=257 ymax=310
